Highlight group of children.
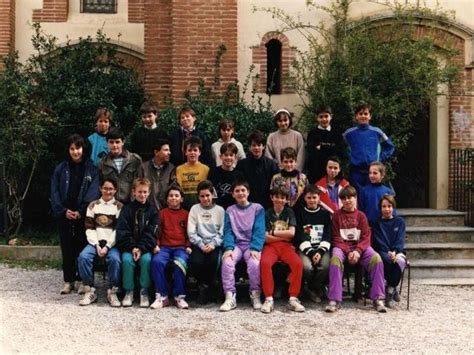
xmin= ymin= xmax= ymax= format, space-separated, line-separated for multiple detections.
xmin=50 ymin=101 xmax=406 ymax=313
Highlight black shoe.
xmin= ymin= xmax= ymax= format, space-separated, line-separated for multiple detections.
xmin=197 ymin=284 xmax=209 ymax=305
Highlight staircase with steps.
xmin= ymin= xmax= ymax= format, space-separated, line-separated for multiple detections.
xmin=399 ymin=209 xmax=474 ymax=280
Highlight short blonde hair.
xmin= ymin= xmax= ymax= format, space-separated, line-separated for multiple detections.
xmin=132 ymin=177 xmax=151 ymax=190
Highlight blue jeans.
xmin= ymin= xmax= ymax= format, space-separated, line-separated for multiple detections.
xmin=151 ymin=246 xmax=189 ymax=298
xmin=78 ymin=244 xmax=121 ymax=288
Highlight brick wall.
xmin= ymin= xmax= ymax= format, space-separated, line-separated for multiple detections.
xmin=32 ymin=0 xmax=68 ymax=22
xmin=129 ymin=0 xmax=144 ymax=23
xmin=144 ymin=0 xmax=238 ymax=105
xmin=0 ymin=0 xmax=15 ymax=69
xmin=251 ymin=31 xmax=296 ymax=94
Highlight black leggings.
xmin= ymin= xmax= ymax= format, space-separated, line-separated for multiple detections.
xmin=58 ymin=217 xmax=87 ymax=283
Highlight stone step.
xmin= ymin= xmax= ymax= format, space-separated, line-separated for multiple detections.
xmin=406 ymin=226 xmax=474 ymax=243
xmin=398 ymin=208 xmax=466 ymax=227
xmin=405 ymin=242 xmax=474 ymax=260
xmin=409 ymin=259 xmax=474 ymax=278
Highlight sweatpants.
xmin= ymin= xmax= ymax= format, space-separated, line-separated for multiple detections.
xmin=122 ymin=252 xmax=152 ymax=291
xmin=152 ymin=246 xmax=189 ymax=297
xmin=221 ymin=244 xmax=260 ymax=294
xmin=78 ymin=244 xmax=121 ymax=288
xmin=261 ymin=242 xmax=303 ymax=298
xmin=58 ymin=217 xmax=87 ymax=283
xmin=328 ymin=246 xmax=385 ymax=302
xmin=299 ymin=251 xmax=330 ymax=293
xmin=380 ymin=251 xmax=407 ymax=287
xmin=189 ymin=246 xmax=221 ymax=286
xmin=349 ymin=165 xmax=369 ymax=194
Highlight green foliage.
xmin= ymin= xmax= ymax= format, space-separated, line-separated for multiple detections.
xmin=258 ymin=0 xmax=459 ymax=161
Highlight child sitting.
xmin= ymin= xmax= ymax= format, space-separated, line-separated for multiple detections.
xmin=208 ymin=142 xmax=244 ymax=210
xmin=359 ymin=161 xmax=395 ymax=226
xmin=265 ymin=108 xmax=305 ymax=172
xmin=372 ymin=195 xmax=406 ymax=308
xmin=325 ymin=186 xmax=387 ymax=313
xmin=150 ymin=185 xmax=191 ymax=309
xmin=294 ymin=185 xmax=331 ymax=303
xmin=116 ymin=178 xmax=158 ymax=308
xmin=220 ymin=181 xmax=265 ymax=311
xmin=260 ymin=186 xmax=305 ymax=313
xmin=211 ymin=118 xmax=245 ymax=167
xmin=343 ymin=103 xmax=395 ymax=192
xmin=170 ymin=107 xmax=213 ymax=167
xmin=78 ymin=178 xmax=123 ymax=307
xmin=306 ymin=106 xmax=343 ymax=184
xmin=270 ymin=147 xmax=308 ymax=209
xmin=187 ymin=180 xmax=225 ymax=304
xmin=88 ymin=107 xmax=112 ymax=166
xmin=175 ymin=136 xmax=210 ymax=210
xmin=315 ymin=156 xmax=350 ymax=214
xmin=128 ymin=101 xmax=169 ymax=161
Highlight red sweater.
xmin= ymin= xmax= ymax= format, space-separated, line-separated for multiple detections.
xmin=315 ymin=176 xmax=349 ymax=214
xmin=331 ymin=208 xmax=370 ymax=255
xmin=158 ymin=208 xmax=190 ymax=247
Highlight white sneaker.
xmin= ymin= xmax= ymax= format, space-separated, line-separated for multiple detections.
xmin=374 ymin=299 xmax=387 ymax=313
xmin=250 ymin=290 xmax=262 ymax=310
xmin=79 ymin=286 xmax=97 ymax=306
xmin=150 ymin=294 xmax=170 ymax=309
xmin=287 ymin=297 xmax=305 ymax=312
xmin=107 ymin=286 xmax=121 ymax=307
xmin=219 ymin=292 xmax=237 ymax=312
xmin=325 ymin=300 xmax=340 ymax=313
xmin=76 ymin=281 xmax=86 ymax=295
xmin=140 ymin=289 xmax=149 ymax=308
xmin=175 ymin=296 xmax=189 ymax=309
xmin=122 ymin=291 xmax=134 ymax=307
xmin=260 ymin=298 xmax=274 ymax=314
xmin=60 ymin=282 xmax=74 ymax=294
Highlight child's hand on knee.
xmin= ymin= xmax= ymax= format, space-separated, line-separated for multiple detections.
xmin=153 ymin=245 xmax=160 ymax=254
xmin=312 ymin=253 xmax=321 ymax=265
xmin=250 ymin=250 xmax=261 ymax=261
xmin=186 ymin=247 xmax=192 ymax=255
xmin=222 ymin=250 xmax=233 ymax=260
xmin=348 ymin=250 xmax=360 ymax=264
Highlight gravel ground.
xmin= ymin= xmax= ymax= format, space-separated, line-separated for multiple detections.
xmin=0 ymin=264 xmax=473 ymax=354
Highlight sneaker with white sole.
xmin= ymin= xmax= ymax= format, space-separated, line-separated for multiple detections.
xmin=107 ymin=286 xmax=121 ymax=307
xmin=250 ymin=290 xmax=262 ymax=310
xmin=150 ymin=294 xmax=170 ymax=309
xmin=76 ymin=281 xmax=86 ymax=295
xmin=122 ymin=291 xmax=134 ymax=307
xmin=60 ymin=282 xmax=74 ymax=295
xmin=79 ymin=286 xmax=97 ymax=306
xmin=175 ymin=296 xmax=189 ymax=309
xmin=260 ymin=298 xmax=274 ymax=314
xmin=392 ymin=288 xmax=401 ymax=302
xmin=288 ymin=297 xmax=305 ymax=312
xmin=140 ymin=288 xmax=150 ymax=308
xmin=374 ymin=299 xmax=387 ymax=313
xmin=325 ymin=300 xmax=340 ymax=313
xmin=219 ymin=292 xmax=237 ymax=312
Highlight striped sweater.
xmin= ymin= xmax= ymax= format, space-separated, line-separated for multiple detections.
xmin=85 ymin=197 xmax=123 ymax=248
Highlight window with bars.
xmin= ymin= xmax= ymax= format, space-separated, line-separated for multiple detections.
xmin=81 ymin=0 xmax=117 ymax=14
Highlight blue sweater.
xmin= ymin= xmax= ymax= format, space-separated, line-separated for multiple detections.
xmin=359 ymin=183 xmax=395 ymax=224
xmin=343 ymin=124 xmax=395 ymax=167
xmin=223 ymin=202 xmax=266 ymax=252
xmin=372 ymin=216 xmax=406 ymax=255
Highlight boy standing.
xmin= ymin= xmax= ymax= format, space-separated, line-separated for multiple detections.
xmin=98 ymin=127 xmax=142 ymax=204
xmin=270 ymin=147 xmax=308 ymax=209
xmin=260 ymin=186 xmax=305 ymax=313
xmin=88 ymin=107 xmax=112 ymax=166
xmin=139 ymin=139 xmax=176 ymax=210
xmin=170 ymin=107 xmax=213 ymax=167
xmin=175 ymin=136 xmax=210 ymax=210
xmin=235 ymin=130 xmax=279 ymax=210
xmin=306 ymin=106 xmax=343 ymax=184
xmin=128 ymin=101 xmax=169 ymax=161
xmin=343 ymin=103 xmax=395 ymax=192
xmin=220 ymin=181 xmax=265 ymax=312
xmin=116 ymin=178 xmax=158 ymax=308
xmin=208 ymin=142 xmax=244 ymax=210
xmin=294 ymin=185 xmax=331 ymax=302
xmin=325 ymin=186 xmax=386 ymax=313
xmin=78 ymin=178 xmax=123 ymax=307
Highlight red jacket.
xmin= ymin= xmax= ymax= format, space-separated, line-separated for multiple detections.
xmin=315 ymin=176 xmax=349 ymax=214
xmin=331 ymin=208 xmax=370 ymax=255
